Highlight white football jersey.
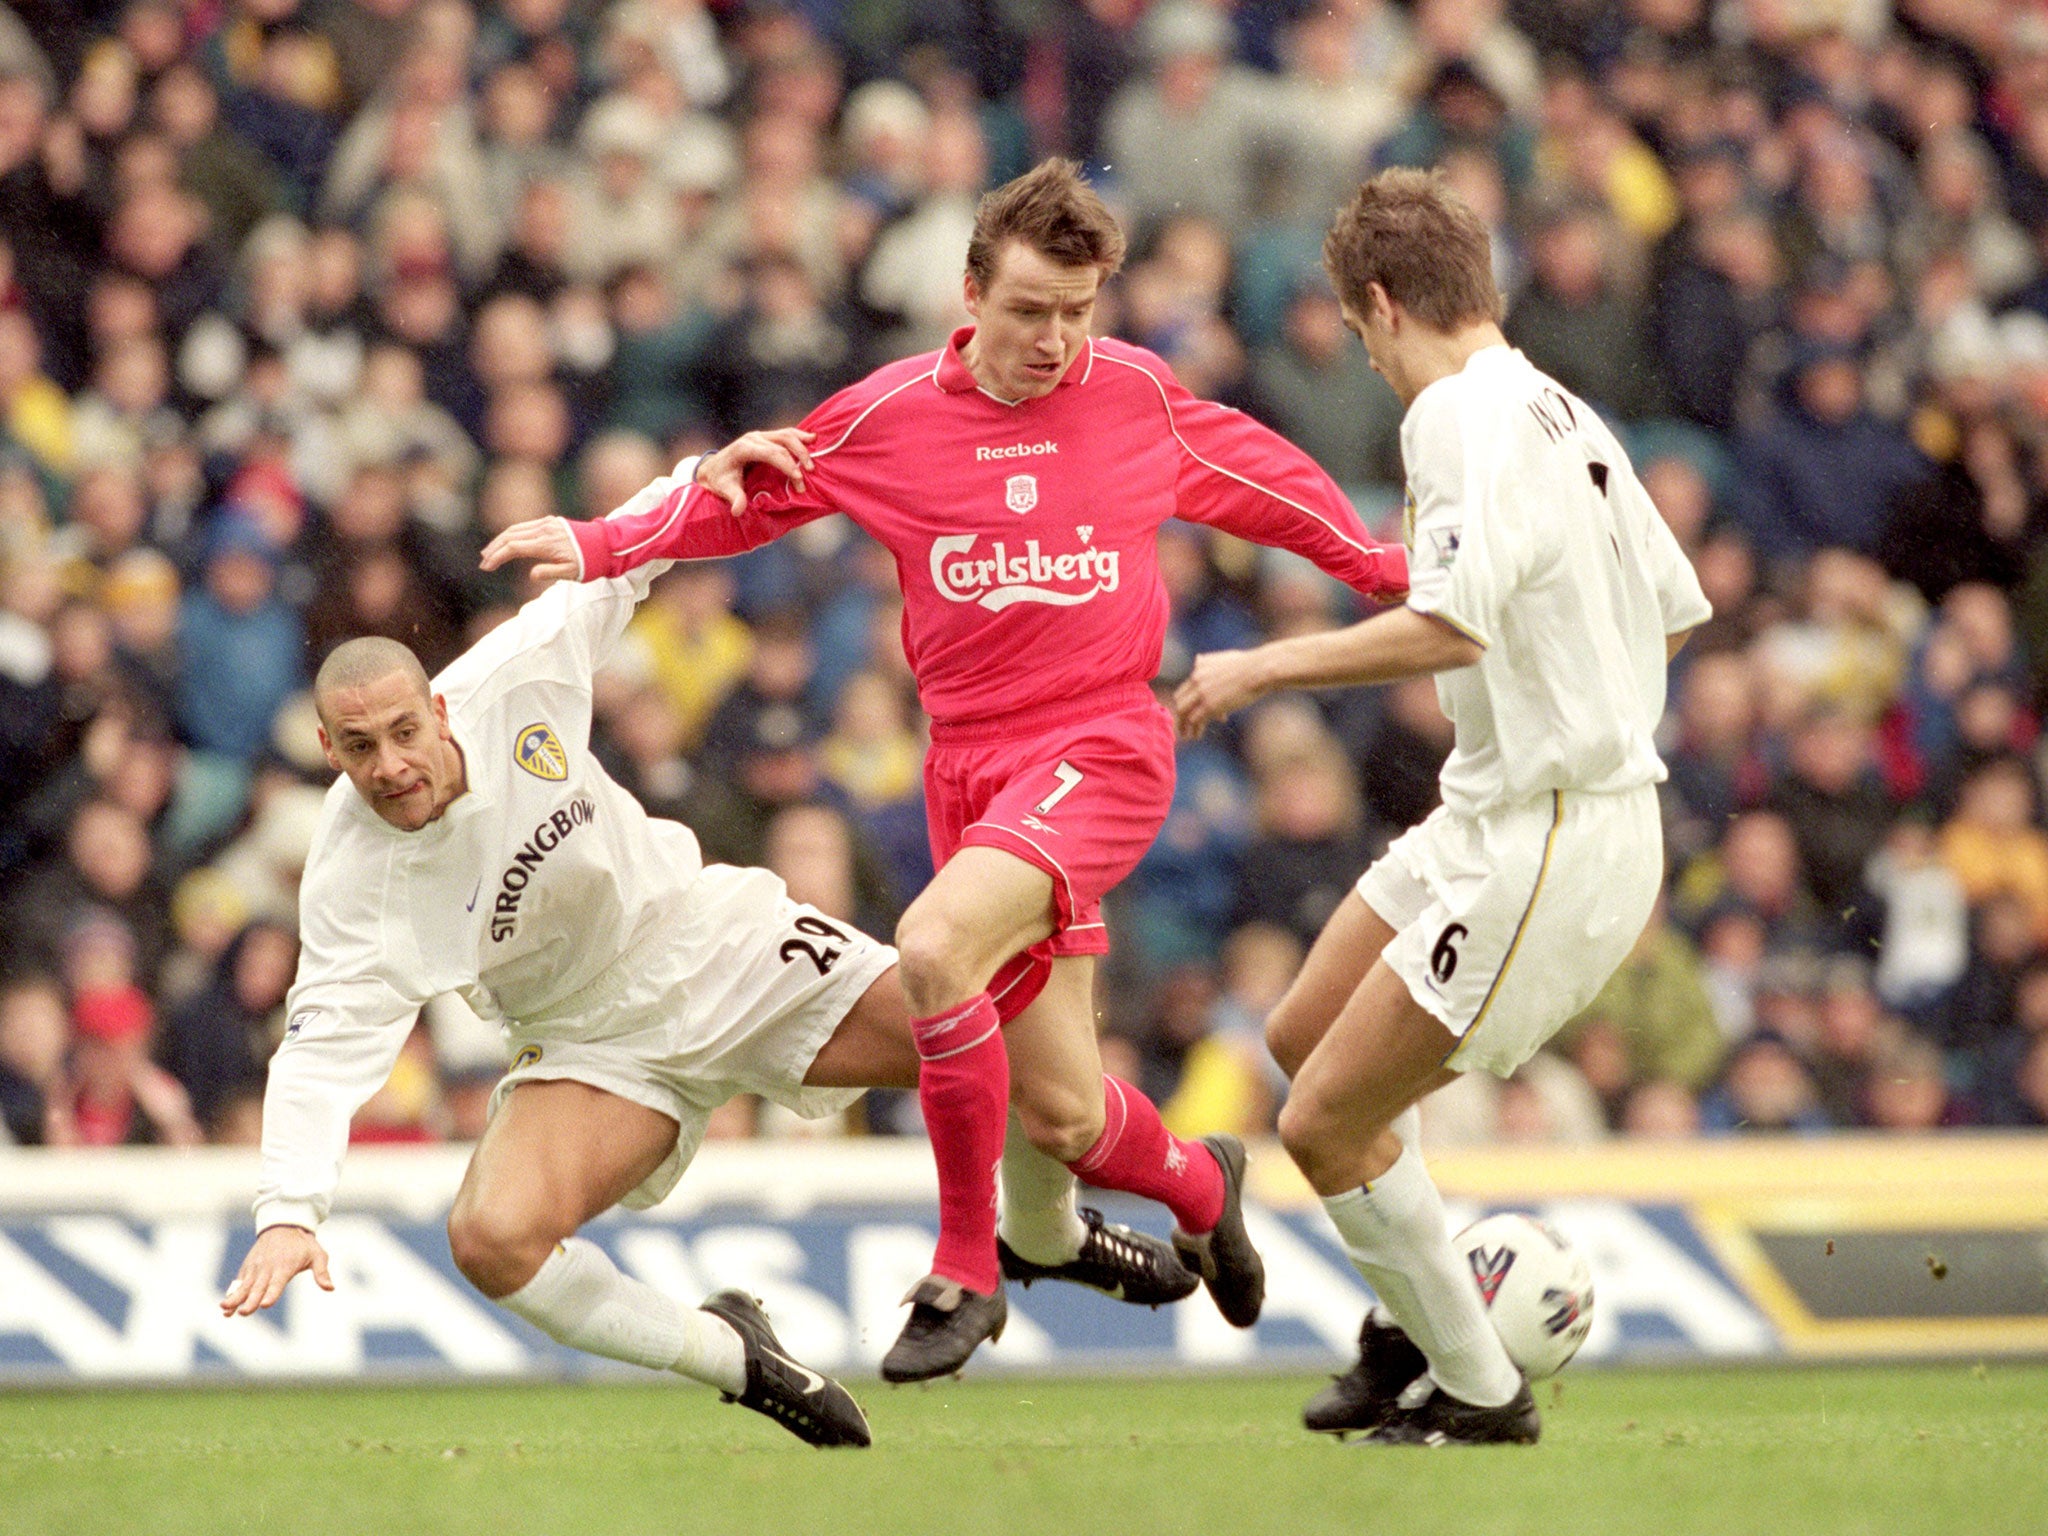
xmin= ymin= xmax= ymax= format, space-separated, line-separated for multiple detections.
xmin=1399 ymin=347 xmax=1710 ymax=817
xmin=255 ymin=563 xmax=696 ymax=1233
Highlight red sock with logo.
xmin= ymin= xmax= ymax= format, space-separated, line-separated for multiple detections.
xmin=1067 ymin=1075 xmax=1225 ymax=1233
xmin=912 ymin=993 xmax=1008 ymax=1295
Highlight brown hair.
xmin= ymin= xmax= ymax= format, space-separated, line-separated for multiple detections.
xmin=1323 ymin=168 xmax=1502 ymax=329
xmin=965 ymin=158 xmax=1127 ymax=289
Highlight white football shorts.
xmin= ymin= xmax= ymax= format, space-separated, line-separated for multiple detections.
xmin=1357 ymin=784 xmax=1662 ymax=1077
xmin=489 ymin=861 xmax=895 ymax=1208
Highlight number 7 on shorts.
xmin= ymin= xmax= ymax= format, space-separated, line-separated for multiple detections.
xmin=1034 ymin=761 xmax=1083 ymax=815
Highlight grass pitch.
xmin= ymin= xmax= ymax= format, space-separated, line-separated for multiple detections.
xmin=3 ymin=1365 xmax=2043 ymax=1536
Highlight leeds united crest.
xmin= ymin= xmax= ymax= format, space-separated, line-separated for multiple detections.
xmin=514 ymin=722 xmax=568 ymax=781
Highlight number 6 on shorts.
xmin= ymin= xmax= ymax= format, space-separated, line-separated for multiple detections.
xmin=1035 ymin=761 xmax=1083 ymax=815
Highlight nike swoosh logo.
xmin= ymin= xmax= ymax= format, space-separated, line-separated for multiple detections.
xmin=764 ymin=1345 xmax=827 ymax=1395
xmin=465 ymin=880 xmax=482 ymax=912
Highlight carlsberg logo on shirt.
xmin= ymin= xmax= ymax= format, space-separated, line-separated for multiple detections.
xmin=929 ymin=533 xmax=1120 ymax=610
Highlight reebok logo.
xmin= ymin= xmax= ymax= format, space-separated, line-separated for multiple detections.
xmin=929 ymin=533 xmax=1120 ymax=611
xmin=976 ymin=440 xmax=1058 ymax=461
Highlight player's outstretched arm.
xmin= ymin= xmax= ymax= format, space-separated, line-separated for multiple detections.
xmin=1174 ymin=607 xmax=1483 ymax=739
xmin=220 ymin=1224 xmax=333 ymax=1316
xmin=478 ymin=428 xmax=821 ymax=583
xmin=1152 ymin=361 xmax=1407 ymax=600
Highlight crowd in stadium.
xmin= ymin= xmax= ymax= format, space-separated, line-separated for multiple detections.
xmin=5 ymin=0 xmax=2048 ymax=1151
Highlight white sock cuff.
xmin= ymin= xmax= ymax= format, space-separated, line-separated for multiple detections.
xmin=1320 ymin=1182 xmax=1373 ymax=1224
xmin=998 ymin=1116 xmax=1086 ymax=1264
xmin=497 ymin=1236 xmax=744 ymax=1392
xmin=500 ymin=1238 xmax=596 ymax=1323
xmin=1323 ymin=1145 xmax=1435 ymax=1252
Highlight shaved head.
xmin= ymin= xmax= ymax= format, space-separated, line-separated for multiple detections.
xmin=314 ymin=637 xmax=431 ymax=724
xmin=314 ymin=637 xmax=463 ymax=830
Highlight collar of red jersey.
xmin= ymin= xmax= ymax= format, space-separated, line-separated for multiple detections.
xmin=935 ymin=327 xmax=1096 ymax=396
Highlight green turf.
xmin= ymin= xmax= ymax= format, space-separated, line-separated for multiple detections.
xmin=2 ymin=1366 xmax=2043 ymax=1536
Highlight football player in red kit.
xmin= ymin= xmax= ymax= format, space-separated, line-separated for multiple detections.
xmin=484 ymin=160 xmax=1407 ymax=1380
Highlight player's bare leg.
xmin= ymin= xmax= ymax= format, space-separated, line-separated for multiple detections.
xmin=886 ymin=847 xmax=1232 ymax=1379
xmin=1265 ymin=892 xmax=1396 ymax=1080
xmin=1276 ymin=960 xmax=1533 ymax=1443
xmin=996 ymin=959 xmax=1198 ymax=1307
xmin=450 ymin=1080 xmax=869 ymax=1447
xmin=1259 ymin=895 xmax=1434 ymax=1432
xmin=801 ymin=968 xmax=921 ymax=1091
xmin=1277 ymin=960 xmax=1456 ymax=1197
xmin=999 ymin=955 xmax=1103 ymax=1159
xmin=897 ymin=846 xmax=1058 ymax=1013
xmin=448 ymin=1080 xmax=677 ymax=1297
xmin=884 ymin=847 xmax=1056 ymax=1379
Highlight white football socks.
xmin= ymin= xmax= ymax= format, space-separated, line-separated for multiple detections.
xmin=1320 ymin=1131 xmax=1522 ymax=1409
xmin=498 ymin=1237 xmax=746 ymax=1394
xmin=996 ymin=1112 xmax=1088 ymax=1264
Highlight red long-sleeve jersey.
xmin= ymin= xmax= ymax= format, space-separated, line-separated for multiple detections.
xmin=572 ymin=329 xmax=1406 ymax=728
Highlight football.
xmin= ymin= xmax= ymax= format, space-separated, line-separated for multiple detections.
xmin=1453 ymin=1211 xmax=1596 ymax=1379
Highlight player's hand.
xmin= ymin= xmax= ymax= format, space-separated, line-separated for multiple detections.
xmin=479 ymin=515 xmax=579 ymax=582
xmin=220 ymin=1225 xmax=332 ymax=1317
xmin=696 ymin=427 xmax=816 ymax=514
xmin=1368 ymin=546 xmax=1410 ymax=605
xmin=1173 ymin=649 xmax=1270 ymax=740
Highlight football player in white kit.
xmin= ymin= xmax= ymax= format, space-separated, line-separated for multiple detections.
xmin=216 ymin=552 xmax=894 ymax=1445
xmin=1174 ymin=169 xmax=1711 ymax=1447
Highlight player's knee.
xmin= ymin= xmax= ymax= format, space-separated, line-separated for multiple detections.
xmin=1264 ymin=1005 xmax=1312 ymax=1080
xmin=447 ymin=1197 xmax=557 ymax=1299
xmin=893 ymin=910 xmax=975 ymax=1011
xmin=1015 ymin=1083 xmax=1104 ymax=1165
xmin=1275 ymin=1092 xmax=1342 ymax=1186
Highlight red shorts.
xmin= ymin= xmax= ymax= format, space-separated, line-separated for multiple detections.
xmin=925 ymin=684 xmax=1176 ymax=1018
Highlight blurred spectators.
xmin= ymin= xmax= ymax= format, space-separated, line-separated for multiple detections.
xmin=1505 ymin=192 xmax=1661 ymax=420
xmin=1700 ymin=1029 xmax=1833 ymax=1135
xmin=157 ymin=915 xmax=295 ymax=1140
xmin=5 ymin=0 xmax=2048 ymax=1149
xmin=1231 ymin=702 xmax=1378 ymax=947
xmin=1556 ymin=906 xmax=1725 ymax=1127
xmin=1250 ymin=273 xmax=1404 ymax=490
xmin=0 ymin=975 xmax=73 ymax=1144
xmin=1103 ymin=1 xmax=1271 ymax=242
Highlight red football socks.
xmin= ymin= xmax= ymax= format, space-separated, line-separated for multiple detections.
xmin=911 ymin=993 xmax=1008 ymax=1295
xmin=1068 ymin=1075 xmax=1225 ymax=1234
